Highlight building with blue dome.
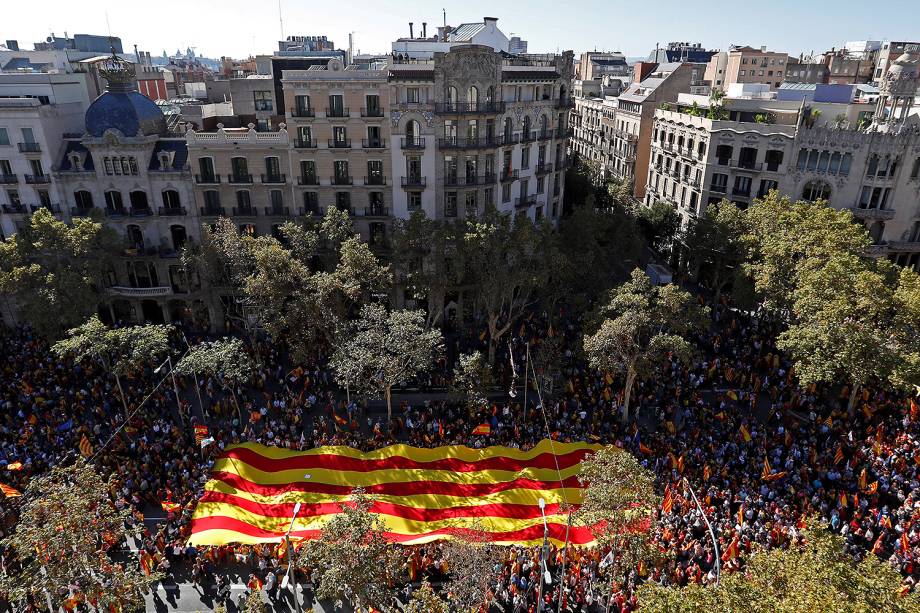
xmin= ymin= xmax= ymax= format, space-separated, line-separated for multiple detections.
xmin=83 ymin=53 xmax=167 ymax=138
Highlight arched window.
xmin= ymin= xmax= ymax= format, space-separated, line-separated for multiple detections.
xmin=129 ymin=191 xmax=149 ymax=213
xmin=74 ymin=190 xmax=94 ymax=210
xmin=802 ymin=180 xmax=831 ymax=203
xmin=522 ymin=116 xmax=531 ymax=140
xmin=485 ymin=86 xmax=495 ymax=103
xmin=447 ymin=86 xmax=458 ymax=110
xmin=467 ymin=86 xmax=479 ymax=107
xmin=539 ymin=115 xmax=548 ymax=138
xmin=406 ymin=119 xmax=420 ymax=141
xmin=162 ymin=190 xmax=180 ymax=210
xmin=105 ymin=191 xmax=124 ymax=213
xmin=504 ymin=117 xmax=513 ymax=142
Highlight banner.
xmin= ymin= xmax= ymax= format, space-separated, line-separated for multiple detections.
xmin=188 ymin=439 xmax=602 ymax=547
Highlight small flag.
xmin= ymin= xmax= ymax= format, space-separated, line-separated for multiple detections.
xmin=6 ymin=462 xmax=23 ymax=471
xmin=472 ymin=423 xmax=491 ymax=436
xmin=726 ymin=390 xmax=738 ymax=401
xmin=901 ymin=532 xmax=910 ymax=554
xmin=333 ymin=413 xmax=348 ymax=427
xmin=737 ymin=505 xmax=744 ymax=525
xmin=784 ymin=430 xmax=792 ymax=447
xmin=839 ymin=492 xmax=848 ymax=508
xmin=739 ymin=425 xmax=751 ymax=443
xmin=865 ymin=481 xmax=878 ymax=495
xmin=703 ymin=464 xmax=711 ymax=481
xmin=858 ymin=468 xmax=867 ymax=491
xmin=639 ymin=442 xmax=653 ymax=455
xmin=79 ymin=434 xmax=93 ymax=457
xmin=910 ymin=398 xmax=919 ymax=422
xmin=161 ymin=501 xmax=182 ymax=513
xmin=823 ymin=416 xmax=833 ymax=427
xmin=676 ymin=454 xmax=685 ymax=475
xmin=834 ymin=447 xmax=844 ymax=465
xmin=200 ymin=437 xmax=215 ymax=448
xmin=194 ymin=425 xmax=209 ymax=446
xmin=0 ymin=483 xmax=22 ymax=498
xmin=661 ymin=485 xmax=673 ymax=514
xmin=762 ymin=458 xmax=772 ymax=480
xmin=721 ymin=537 xmax=739 ymax=562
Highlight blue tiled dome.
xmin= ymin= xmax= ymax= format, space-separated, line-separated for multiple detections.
xmin=85 ymin=90 xmax=166 ymax=137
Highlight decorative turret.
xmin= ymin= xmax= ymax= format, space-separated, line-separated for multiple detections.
xmin=875 ymin=44 xmax=920 ymax=127
xmin=83 ymin=47 xmax=166 ymax=138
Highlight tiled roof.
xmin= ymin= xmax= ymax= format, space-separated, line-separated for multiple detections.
xmin=449 ymin=23 xmax=486 ymax=42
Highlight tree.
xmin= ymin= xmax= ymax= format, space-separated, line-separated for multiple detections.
xmin=0 ymin=208 xmax=117 ymax=339
xmin=52 ymin=315 xmax=173 ymax=414
xmin=241 ymin=590 xmax=265 ymax=613
xmin=442 ymin=524 xmax=503 ymax=612
xmin=448 ymin=351 xmax=493 ymax=415
xmin=174 ymin=337 xmax=254 ymax=421
xmin=297 ymin=488 xmax=399 ymax=611
xmin=636 ymin=200 xmax=680 ymax=253
xmin=744 ymin=192 xmax=870 ymax=313
xmin=578 ymin=447 xmax=661 ymax=605
xmin=405 ymin=579 xmax=448 ymax=613
xmin=391 ymin=211 xmax=466 ymax=328
xmin=778 ymin=254 xmax=920 ymax=414
xmin=331 ymin=304 xmax=443 ymax=423
xmin=464 ymin=208 xmax=549 ymax=364
xmin=638 ymin=523 xmax=920 ymax=613
xmin=0 ymin=459 xmax=159 ymax=610
xmin=583 ymin=269 xmax=708 ymax=423
xmin=679 ymin=199 xmax=748 ymax=297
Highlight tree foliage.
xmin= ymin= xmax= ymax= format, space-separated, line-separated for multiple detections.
xmin=679 ymin=199 xmax=749 ymax=297
xmin=296 ymin=488 xmax=399 ymax=611
xmin=0 ymin=209 xmax=117 ymax=339
xmin=405 ymin=579 xmax=448 ymax=613
xmin=448 ymin=351 xmax=492 ymax=415
xmin=584 ymin=269 xmax=708 ymax=422
xmin=442 ymin=524 xmax=504 ymax=612
xmin=638 ymin=523 xmax=920 ymax=613
xmin=577 ymin=446 xmax=661 ymax=588
xmin=0 ymin=459 xmax=159 ymax=610
xmin=174 ymin=337 xmax=253 ymax=382
xmin=331 ymin=304 xmax=443 ymax=422
xmin=636 ymin=200 xmax=680 ymax=253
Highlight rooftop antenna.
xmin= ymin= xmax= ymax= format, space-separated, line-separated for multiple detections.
xmin=278 ymin=0 xmax=284 ymax=42
xmin=105 ymin=10 xmax=112 ymax=38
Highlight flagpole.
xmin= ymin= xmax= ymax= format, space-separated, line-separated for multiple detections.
xmin=682 ymin=477 xmax=720 ymax=586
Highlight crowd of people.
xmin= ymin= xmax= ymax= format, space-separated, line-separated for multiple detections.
xmin=0 ymin=292 xmax=919 ymax=611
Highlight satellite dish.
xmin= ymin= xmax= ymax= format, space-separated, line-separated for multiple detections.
xmin=47 ymin=36 xmax=54 ymax=43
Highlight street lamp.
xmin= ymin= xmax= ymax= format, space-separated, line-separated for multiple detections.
xmin=535 ymin=498 xmax=552 ymax=612
xmin=282 ymin=501 xmax=302 ymax=610
xmin=154 ymin=356 xmax=184 ymax=425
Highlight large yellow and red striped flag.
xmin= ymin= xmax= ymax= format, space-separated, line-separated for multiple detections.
xmin=187 ymin=439 xmax=601 ymax=547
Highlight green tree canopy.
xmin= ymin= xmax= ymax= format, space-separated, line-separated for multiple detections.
xmin=679 ymin=199 xmax=749 ymax=298
xmin=636 ymin=200 xmax=680 ymax=253
xmin=0 ymin=209 xmax=117 ymax=339
xmin=584 ymin=269 xmax=708 ymax=422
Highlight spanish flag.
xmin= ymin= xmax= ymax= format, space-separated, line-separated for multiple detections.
xmin=194 ymin=425 xmax=209 ymax=446
xmin=333 ymin=413 xmax=348 ymax=428
xmin=0 ymin=483 xmax=22 ymax=498
xmin=901 ymin=532 xmax=911 ymax=554
xmin=702 ymin=465 xmax=711 ymax=481
xmin=858 ymin=468 xmax=867 ymax=491
xmin=79 ymin=434 xmax=93 ymax=458
xmin=721 ymin=536 xmax=739 ymax=562
xmin=661 ymin=485 xmax=674 ymax=514
xmin=187 ymin=440 xmax=602 ymax=546
xmin=6 ymin=462 xmax=23 ymax=471
xmin=739 ymin=425 xmax=751 ymax=443
xmin=838 ymin=492 xmax=848 ymax=508
xmin=472 ymin=423 xmax=491 ymax=436
xmin=161 ymin=501 xmax=182 ymax=513
xmin=910 ymin=398 xmax=919 ymax=422
xmin=638 ymin=442 xmax=653 ymax=455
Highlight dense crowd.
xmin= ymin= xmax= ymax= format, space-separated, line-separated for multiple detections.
xmin=0 ymin=294 xmax=918 ymax=611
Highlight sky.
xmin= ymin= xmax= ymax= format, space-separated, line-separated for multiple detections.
xmin=3 ymin=0 xmax=920 ymax=60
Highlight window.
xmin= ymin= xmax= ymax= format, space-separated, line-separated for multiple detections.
xmin=407 ymin=192 xmax=422 ymax=212
xmin=231 ymin=157 xmax=249 ymax=180
xmin=335 ymin=191 xmax=351 ymax=212
xmin=0 ymin=128 xmax=8 ymax=146
xmin=465 ymin=191 xmax=477 ymax=214
xmin=732 ymin=176 xmax=752 ymax=197
xmin=130 ymin=191 xmax=149 ymax=211
xmin=334 ymin=160 xmax=350 ymax=183
xmin=303 ymin=192 xmax=320 ymax=214
xmin=858 ymin=186 xmax=890 ymax=210
xmin=265 ymin=156 xmax=281 ymax=179
xmin=740 ymin=70 xmax=746 ymax=76
xmin=253 ymin=91 xmax=273 ymax=112
xmin=297 ymin=126 xmax=313 ymax=146
xmin=162 ymin=190 xmax=180 ymax=209
xmin=467 ymin=86 xmax=478 ymax=106
xmin=406 ymin=87 xmax=419 ymax=103
xmin=911 ymin=157 xmax=920 ymax=179
xmin=502 ymin=183 xmax=511 ymax=203
xmin=521 ymin=146 xmax=530 ymax=169
xmin=802 ymin=180 xmax=831 ymax=203
xmin=365 ymin=94 xmax=381 ymax=116
xmin=203 ymin=190 xmax=221 ymax=211
xmin=367 ymin=160 xmax=383 ymax=185
xmin=269 ymin=190 xmax=284 ymax=210
xmin=332 ymin=126 xmax=348 ymax=145
xmin=757 ymin=180 xmax=778 ymax=198
xmin=300 ymin=160 xmax=316 ymax=183
xmin=715 ymin=145 xmax=732 ymax=165
xmin=294 ymin=95 xmax=311 ymax=115
xmin=444 ymin=120 xmax=457 ymax=141
xmin=74 ymin=190 xmax=94 ymax=210
xmin=105 ymin=191 xmax=124 ymax=212
xmin=484 ymin=187 xmax=494 ymax=206
xmin=710 ymin=173 xmax=728 ymax=193
xmin=764 ymin=150 xmax=784 ymax=172
xmin=328 ymin=94 xmax=345 ymax=116
xmin=445 ymin=192 xmax=457 ymax=217
xmin=6 ymin=189 xmax=20 ymax=207
xmin=537 ymin=176 xmax=546 ymax=194
xmin=240 ymin=224 xmax=257 ymax=236
xmin=198 ymin=158 xmax=215 ymax=180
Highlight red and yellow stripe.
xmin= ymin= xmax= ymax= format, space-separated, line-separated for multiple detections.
xmin=188 ymin=439 xmax=601 ymax=547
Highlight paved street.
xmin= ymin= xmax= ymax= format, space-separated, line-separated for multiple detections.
xmin=145 ymin=581 xmax=340 ymax=613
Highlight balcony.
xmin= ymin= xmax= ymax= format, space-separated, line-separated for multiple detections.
xmin=731 ymin=189 xmax=751 ymax=198
xmin=24 ymin=174 xmax=51 ymax=184
xmin=362 ymin=139 xmax=386 ymax=149
xmin=361 ymin=206 xmax=390 ymax=217
xmin=446 ymin=174 xmax=495 ymax=186
xmin=232 ymin=207 xmax=258 ymax=217
xmin=227 ymin=173 xmax=253 ymax=184
xmin=200 ymin=206 xmax=226 ymax=217
xmin=401 ymin=176 xmax=426 ymax=188
xmin=731 ymin=161 xmax=762 ymax=172
xmin=17 ymin=142 xmax=41 ymax=153
xmin=129 ymin=207 xmax=153 ymax=217
xmin=710 ymin=184 xmax=727 ymax=194
xmin=1 ymin=204 xmax=24 ymax=214
xmin=889 ymin=240 xmax=920 ymax=253
xmin=297 ymin=175 xmax=319 ymax=186
xmin=439 ymin=136 xmax=501 ymax=149
xmin=0 ymin=174 xmax=17 ymax=184
xmin=300 ymin=205 xmax=324 ymax=217
xmin=535 ymin=162 xmax=552 ymax=175
xmin=402 ymin=137 xmax=425 ymax=149
xmin=515 ymin=195 xmax=537 ymax=208
xmin=330 ymin=175 xmax=353 ymax=186
xmin=328 ymin=138 xmax=352 ymax=149
xmin=195 ymin=174 xmax=221 ymax=184
xmin=500 ymin=169 xmax=519 ymax=182
xmin=325 ymin=107 xmax=350 ymax=118
xmin=434 ymin=101 xmax=506 ymax=114
xmin=264 ymin=206 xmax=291 ymax=217
xmin=294 ymin=138 xmax=317 ymax=149
xmin=158 ymin=206 xmax=187 ymax=216
xmin=70 ymin=206 xmax=93 ymax=217
xmin=104 ymin=208 xmax=126 ymax=218
xmin=537 ymin=130 xmax=554 ymax=141
xmin=260 ymin=173 xmax=286 ymax=184
xmin=107 ymin=286 xmax=172 ymax=298
xmin=290 ymin=107 xmax=315 ymax=118
xmin=499 ymin=134 xmax=520 ymax=146
xmin=361 ymin=107 xmax=384 ymax=118
xmin=845 ymin=206 xmax=896 ymax=221
xmin=363 ymin=175 xmax=387 ymax=186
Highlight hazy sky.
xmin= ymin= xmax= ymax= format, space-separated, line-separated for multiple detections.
xmin=4 ymin=0 xmax=920 ymax=60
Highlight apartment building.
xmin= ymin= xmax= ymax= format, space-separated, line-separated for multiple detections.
xmin=51 ymin=53 xmax=210 ymax=328
xmin=0 ymin=73 xmax=90 ymax=238
xmin=705 ymin=46 xmax=790 ymax=90
xmin=645 ymin=46 xmax=920 ymax=272
xmin=570 ymin=62 xmax=704 ymax=198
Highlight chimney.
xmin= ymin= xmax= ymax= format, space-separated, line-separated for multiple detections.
xmin=409 ymin=22 xmax=414 ymax=39
xmin=484 ymin=17 xmax=498 ymax=31
xmin=422 ymin=22 xmax=427 ymax=38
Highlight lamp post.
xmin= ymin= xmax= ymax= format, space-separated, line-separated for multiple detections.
xmin=682 ymin=477 xmax=720 ymax=586
xmin=535 ymin=497 xmax=552 ymax=611
xmin=154 ymin=356 xmax=184 ymax=425
xmin=282 ymin=501 xmax=302 ymax=611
